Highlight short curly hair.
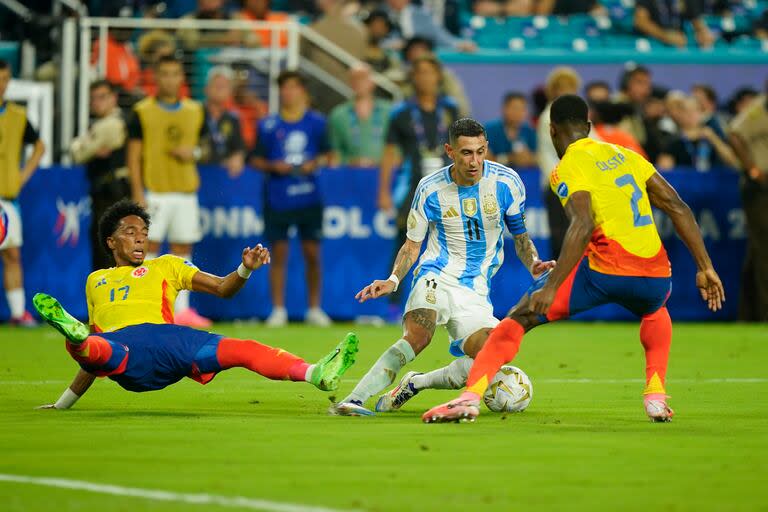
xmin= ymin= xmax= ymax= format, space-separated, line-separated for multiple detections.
xmin=98 ymin=200 xmax=151 ymax=259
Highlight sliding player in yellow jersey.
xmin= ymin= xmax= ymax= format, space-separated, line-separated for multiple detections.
xmin=423 ymin=95 xmax=725 ymax=423
xmin=34 ymin=200 xmax=357 ymax=409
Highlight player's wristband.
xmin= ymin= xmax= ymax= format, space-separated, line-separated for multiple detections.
xmin=237 ymin=263 xmax=253 ymax=280
xmin=54 ymin=388 xmax=80 ymax=410
xmin=388 ymin=273 xmax=400 ymax=292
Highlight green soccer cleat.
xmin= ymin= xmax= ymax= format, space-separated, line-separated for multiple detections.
xmin=310 ymin=332 xmax=359 ymax=391
xmin=32 ymin=293 xmax=89 ymax=343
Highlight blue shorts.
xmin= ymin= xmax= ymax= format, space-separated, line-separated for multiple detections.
xmin=528 ymin=258 xmax=672 ymax=322
xmin=83 ymin=323 xmax=224 ymax=392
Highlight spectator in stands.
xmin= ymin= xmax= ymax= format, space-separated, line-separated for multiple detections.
xmin=201 ymin=66 xmax=246 ymax=177
xmin=177 ymin=0 xmax=239 ymax=50
xmin=616 ymin=65 xmax=663 ymax=161
xmin=0 ymin=59 xmax=45 ymax=326
xmin=657 ymin=95 xmax=738 ymax=171
xmin=691 ymin=83 xmax=726 ymax=138
xmin=473 ymin=0 xmax=533 ymax=17
xmin=590 ymin=101 xmax=648 ymax=158
xmin=250 ymin=71 xmax=332 ymax=327
xmin=728 ymin=87 xmax=758 ymax=117
xmin=328 ymin=64 xmax=392 ymax=167
xmin=378 ymin=55 xmax=460 ymax=319
xmin=234 ymin=0 xmax=289 ymax=47
xmin=399 ymin=37 xmax=471 ymax=116
xmin=729 ymin=83 xmax=768 ymax=322
xmin=485 ymin=92 xmax=537 ymax=168
xmin=584 ymin=80 xmax=611 ymax=103
xmin=230 ymin=65 xmax=269 ymax=150
xmin=537 ymin=66 xmax=581 ymax=259
xmin=90 ymin=28 xmax=141 ymax=101
xmin=535 ymin=0 xmax=607 ymax=16
xmin=755 ymin=9 xmax=768 ymax=40
xmin=383 ymin=0 xmax=477 ymax=52
xmin=70 ymin=80 xmax=130 ymax=270
xmin=127 ymin=55 xmax=212 ymax=328
xmin=363 ymin=9 xmax=403 ymax=83
xmin=634 ymin=0 xmax=715 ymax=48
xmin=137 ymin=30 xmax=192 ymax=99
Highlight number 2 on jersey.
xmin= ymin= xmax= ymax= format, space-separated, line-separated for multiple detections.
xmin=109 ymin=285 xmax=130 ymax=302
xmin=614 ymin=174 xmax=652 ymax=228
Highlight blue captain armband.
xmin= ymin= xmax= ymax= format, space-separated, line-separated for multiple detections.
xmin=505 ymin=213 xmax=527 ymax=235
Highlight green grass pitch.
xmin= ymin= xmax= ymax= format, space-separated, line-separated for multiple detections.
xmin=1 ymin=322 xmax=767 ymax=511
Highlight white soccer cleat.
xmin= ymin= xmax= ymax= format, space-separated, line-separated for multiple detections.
xmin=265 ymin=307 xmax=288 ymax=327
xmin=305 ymin=307 xmax=332 ymax=327
xmin=328 ymin=401 xmax=375 ymax=417
xmin=644 ymin=395 xmax=674 ymax=423
xmin=376 ymin=371 xmax=422 ymax=412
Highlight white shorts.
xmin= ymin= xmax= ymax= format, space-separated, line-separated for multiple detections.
xmin=0 ymin=199 xmax=23 ymax=250
xmin=404 ymin=273 xmax=499 ymax=357
xmin=145 ymin=192 xmax=202 ymax=244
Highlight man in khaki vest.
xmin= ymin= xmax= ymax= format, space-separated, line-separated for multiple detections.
xmin=0 ymin=59 xmax=45 ymax=326
xmin=127 ymin=55 xmax=211 ymax=328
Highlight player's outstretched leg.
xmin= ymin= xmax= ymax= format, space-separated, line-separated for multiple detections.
xmin=376 ymin=357 xmax=474 ymax=412
xmin=375 ymin=371 xmax=422 ymax=412
xmin=640 ymin=307 xmax=674 ymax=422
xmin=33 ymin=293 xmax=89 ymax=343
xmin=216 ymin=332 xmax=359 ymax=392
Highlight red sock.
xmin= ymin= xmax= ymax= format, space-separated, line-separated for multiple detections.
xmin=216 ymin=338 xmax=309 ymax=381
xmin=465 ymin=318 xmax=525 ymax=398
xmin=640 ymin=307 xmax=672 ymax=395
xmin=66 ymin=336 xmax=113 ymax=366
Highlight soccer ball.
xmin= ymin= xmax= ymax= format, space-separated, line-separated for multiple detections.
xmin=0 ymin=203 xmax=8 ymax=248
xmin=483 ymin=365 xmax=533 ymax=413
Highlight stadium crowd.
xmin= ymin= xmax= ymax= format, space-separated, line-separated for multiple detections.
xmin=0 ymin=0 xmax=766 ymax=327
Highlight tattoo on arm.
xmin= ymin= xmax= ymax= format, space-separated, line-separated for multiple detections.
xmin=391 ymin=243 xmax=416 ymax=280
xmin=405 ymin=308 xmax=437 ymax=333
xmin=514 ymin=232 xmax=539 ymax=274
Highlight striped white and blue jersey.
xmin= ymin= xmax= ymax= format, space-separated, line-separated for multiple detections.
xmin=406 ymin=160 xmax=527 ymax=296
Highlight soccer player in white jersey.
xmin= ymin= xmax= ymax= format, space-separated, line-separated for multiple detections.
xmin=330 ymin=118 xmax=554 ymax=416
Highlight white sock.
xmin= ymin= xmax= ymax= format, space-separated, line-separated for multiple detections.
xmin=304 ymin=364 xmax=316 ymax=382
xmin=6 ymin=288 xmax=25 ymax=319
xmin=344 ymin=339 xmax=416 ymax=404
xmin=411 ymin=357 xmax=473 ymax=390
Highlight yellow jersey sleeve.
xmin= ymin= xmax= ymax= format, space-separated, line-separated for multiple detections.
xmin=624 ymin=147 xmax=657 ymax=183
xmin=156 ymin=255 xmax=199 ymax=291
xmin=85 ymin=274 xmax=95 ymax=326
xmin=550 ymin=152 xmax=591 ymax=205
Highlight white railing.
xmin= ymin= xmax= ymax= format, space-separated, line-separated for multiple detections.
xmin=63 ymin=16 xmax=401 ymax=156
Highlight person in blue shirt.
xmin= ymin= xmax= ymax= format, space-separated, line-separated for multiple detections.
xmin=485 ymin=92 xmax=537 ymax=169
xmin=250 ymin=71 xmax=331 ymax=327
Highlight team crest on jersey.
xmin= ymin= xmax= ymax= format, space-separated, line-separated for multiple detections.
xmin=557 ymin=182 xmax=569 ymax=198
xmin=462 ymin=198 xmax=477 ymax=217
xmin=131 ymin=266 xmax=149 ymax=278
xmin=482 ymin=194 xmax=499 ymax=216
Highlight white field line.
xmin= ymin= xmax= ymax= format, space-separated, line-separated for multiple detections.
xmin=0 ymin=474 xmax=360 ymax=512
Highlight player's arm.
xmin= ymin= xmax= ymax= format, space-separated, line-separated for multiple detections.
xmin=646 ymin=172 xmax=725 ymax=311
xmin=355 ymin=237 xmax=421 ymax=303
xmin=513 ymin=232 xmax=555 ymax=278
xmin=20 ymin=121 xmax=45 ymax=187
xmin=191 ymin=244 xmax=270 ymax=298
xmin=38 ymin=369 xmax=96 ymax=410
xmin=729 ymin=132 xmax=765 ymax=184
xmin=530 ymin=191 xmax=594 ymax=315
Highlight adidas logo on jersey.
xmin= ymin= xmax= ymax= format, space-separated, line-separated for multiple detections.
xmin=443 ymin=207 xmax=460 ymax=219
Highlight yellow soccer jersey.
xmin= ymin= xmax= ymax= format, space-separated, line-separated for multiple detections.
xmin=85 ymin=255 xmax=199 ymax=332
xmin=550 ymin=138 xmax=670 ymax=277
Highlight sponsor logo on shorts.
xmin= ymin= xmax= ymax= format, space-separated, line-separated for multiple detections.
xmin=131 ymin=267 xmax=148 ymax=278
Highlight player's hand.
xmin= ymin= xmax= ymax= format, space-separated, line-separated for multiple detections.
xmin=664 ymin=30 xmax=687 ymax=48
xmin=36 ymin=404 xmax=58 ymax=410
xmin=696 ymin=268 xmax=725 ymax=312
xmin=695 ymin=27 xmax=715 ymax=48
xmin=530 ymin=258 xmax=556 ymax=279
xmin=355 ymin=279 xmax=396 ymax=303
xmin=170 ymin=146 xmax=196 ymax=162
xmin=378 ymin=190 xmax=394 ymax=212
xmin=242 ymin=244 xmax=271 ymax=270
xmin=530 ymin=285 xmax=557 ymax=316
xmin=271 ymin=161 xmax=292 ymax=175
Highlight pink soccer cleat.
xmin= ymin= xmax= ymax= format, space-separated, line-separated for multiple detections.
xmin=174 ymin=308 xmax=213 ymax=329
xmin=644 ymin=393 xmax=674 ymax=422
xmin=422 ymin=395 xmax=481 ymax=423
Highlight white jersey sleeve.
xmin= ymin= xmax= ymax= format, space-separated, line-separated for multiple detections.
xmin=406 ymin=186 xmax=430 ymax=243
xmin=498 ymin=169 xmax=527 ymax=236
